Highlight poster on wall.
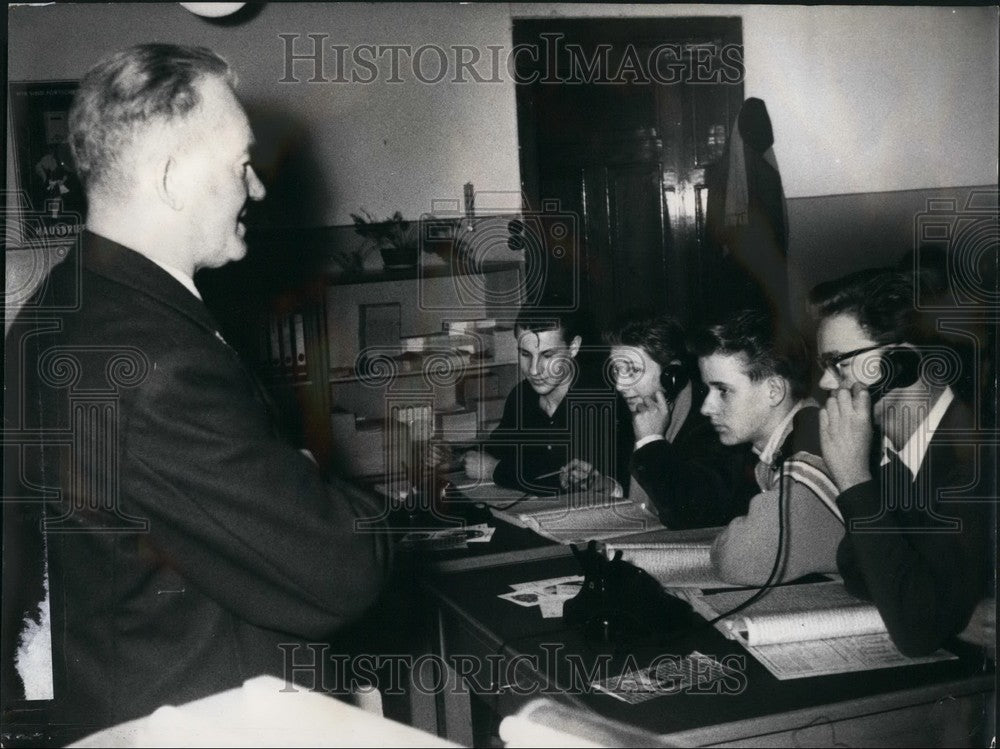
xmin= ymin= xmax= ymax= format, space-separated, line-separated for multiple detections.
xmin=7 ymin=80 xmax=86 ymax=243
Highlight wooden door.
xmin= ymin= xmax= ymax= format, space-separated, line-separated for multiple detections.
xmin=515 ymin=18 xmax=744 ymax=331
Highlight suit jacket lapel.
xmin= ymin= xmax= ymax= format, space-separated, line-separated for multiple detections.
xmin=79 ymin=231 xmax=289 ymax=441
xmin=80 ymin=231 xmax=221 ymax=335
xmin=924 ymin=395 xmax=974 ymax=485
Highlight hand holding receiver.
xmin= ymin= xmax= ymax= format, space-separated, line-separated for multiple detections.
xmin=631 ymin=390 xmax=673 ymax=441
xmin=820 ymin=383 xmax=874 ymax=492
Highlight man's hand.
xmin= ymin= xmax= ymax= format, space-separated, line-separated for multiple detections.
xmin=559 ymin=461 xmax=622 ymax=496
xmin=560 ymin=458 xmax=598 ymax=489
xmin=631 ymin=390 xmax=673 ymax=440
xmin=820 ymin=383 xmax=874 ymax=492
xmin=462 ymin=450 xmax=499 ymax=481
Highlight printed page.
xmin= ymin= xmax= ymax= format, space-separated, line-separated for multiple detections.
xmin=521 ymin=500 xmax=656 ymax=544
xmin=686 ymin=580 xmax=957 ymax=678
xmin=748 ymin=632 xmax=956 ymax=680
xmin=603 ymin=542 xmax=727 ymax=588
xmin=491 ymin=490 xmax=634 ymax=529
xmin=489 ymin=496 xmax=569 ymax=527
xmin=459 ymin=482 xmax=528 ymax=504
xmin=742 ymin=605 xmax=887 ymax=646
xmin=487 ymin=485 xmax=634 ymax=524
xmin=690 ymin=580 xmax=881 ymax=642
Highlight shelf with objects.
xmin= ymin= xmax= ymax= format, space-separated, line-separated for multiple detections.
xmin=325 ymin=260 xmax=526 ymax=481
xmin=201 ymin=216 xmax=534 ymax=479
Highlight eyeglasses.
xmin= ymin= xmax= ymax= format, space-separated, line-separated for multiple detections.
xmin=816 ymin=343 xmax=886 ymax=379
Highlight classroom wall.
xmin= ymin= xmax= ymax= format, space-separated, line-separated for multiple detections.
xmin=6 ymin=2 xmax=998 ymax=318
xmin=517 ymin=4 xmax=998 ymax=200
xmin=8 ymin=3 xmax=997 ymax=215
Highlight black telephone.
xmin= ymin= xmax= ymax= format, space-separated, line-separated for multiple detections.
xmin=867 ymin=348 xmax=921 ymax=402
xmin=564 ymin=541 xmax=694 ymax=645
xmin=659 ymin=362 xmax=689 ymax=401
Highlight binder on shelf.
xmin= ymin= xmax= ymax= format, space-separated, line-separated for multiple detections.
xmin=293 ymin=313 xmax=307 ymax=374
xmin=280 ymin=314 xmax=293 ymax=369
xmin=267 ymin=316 xmax=281 ymax=368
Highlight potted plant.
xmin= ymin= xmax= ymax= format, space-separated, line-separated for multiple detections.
xmin=350 ymin=209 xmax=420 ymax=269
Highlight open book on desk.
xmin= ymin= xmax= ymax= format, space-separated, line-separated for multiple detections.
xmin=444 ymin=475 xmax=526 ymax=505
xmin=376 ymin=473 xmax=525 ymax=505
xmin=603 ymin=527 xmax=733 ymax=590
xmin=688 ymin=580 xmax=956 ymax=680
xmin=491 ymin=493 xmax=662 ymax=545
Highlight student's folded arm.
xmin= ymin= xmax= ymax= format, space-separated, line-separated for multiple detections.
xmin=837 ymin=479 xmax=989 ymax=657
xmin=490 ymin=453 xmax=521 ymax=489
xmin=632 ymin=429 xmax=743 ymax=528
xmin=125 ymin=350 xmax=391 ymax=641
xmin=712 ymin=480 xmax=841 ymax=586
xmin=710 ymin=491 xmax=778 ymax=586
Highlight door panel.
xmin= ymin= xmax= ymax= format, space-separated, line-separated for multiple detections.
xmin=515 ymin=18 xmax=744 ymax=332
xmin=606 ymin=162 xmax=670 ymax=315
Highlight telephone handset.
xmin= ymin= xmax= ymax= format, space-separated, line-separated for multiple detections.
xmin=867 ymin=348 xmax=921 ymax=402
xmin=659 ymin=362 xmax=689 ymax=401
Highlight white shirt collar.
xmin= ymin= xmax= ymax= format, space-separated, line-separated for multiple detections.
xmin=756 ymin=398 xmax=813 ymax=466
xmin=664 ymin=381 xmax=693 ymax=443
xmin=881 ymin=387 xmax=954 ymax=479
xmin=150 ymin=259 xmax=202 ymax=301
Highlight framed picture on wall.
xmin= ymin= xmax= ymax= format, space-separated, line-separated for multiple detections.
xmin=8 ymin=80 xmax=86 ymax=243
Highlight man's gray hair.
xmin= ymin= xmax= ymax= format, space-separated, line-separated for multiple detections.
xmin=69 ymin=43 xmax=235 ymax=190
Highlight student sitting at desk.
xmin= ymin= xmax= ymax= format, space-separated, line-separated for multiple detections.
xmin=461 ymin=307 xmax=633 ymax=495
xmin=604 ymin=313 xmax=757 ymax=528
xmin=692 ymin=310 xmax=844 ymax=584
xmin=811 ymin=268 xmax=994 ymax=656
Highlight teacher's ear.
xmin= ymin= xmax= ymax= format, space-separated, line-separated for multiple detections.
xmin=156 ymin=155 xmax=186 ymax=211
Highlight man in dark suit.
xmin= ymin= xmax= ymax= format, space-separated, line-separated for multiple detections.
xmin=604 ymin=314 xmax=756 ymax=528
xmin=812 ymin=268 xmax=995 ymax=656
xmin=2 ymin=43 xmax=390 ymax=741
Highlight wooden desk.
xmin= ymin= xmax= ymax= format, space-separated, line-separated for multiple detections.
xmin=422 ymin=554 xmax=995 ymax=747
